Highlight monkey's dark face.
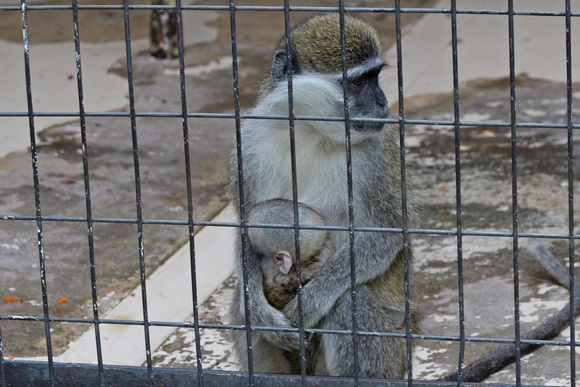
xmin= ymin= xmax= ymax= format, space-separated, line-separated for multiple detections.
xmin=344 ymin=65 xmax=389 ymax=133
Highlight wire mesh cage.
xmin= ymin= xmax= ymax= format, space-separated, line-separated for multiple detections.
xmin=0 ymin=1 xmax=579 ymax=386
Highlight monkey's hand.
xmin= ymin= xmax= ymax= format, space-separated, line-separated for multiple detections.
xmin=283 ymin=232 xmax=403 ymax=327
xmin=281 ymin=276 xmax=344 ymax=328
xmin=255 ymin=306 xmax=306 ymax=351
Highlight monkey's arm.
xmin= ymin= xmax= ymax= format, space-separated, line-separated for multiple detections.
xmin=236 ymin=241 xmax=305 ymax=351
xmin=228 ymin=164 xmax=301 ymax=347
xmin=282 ymin=229 xmax=403 ymax=328
xmin=282 ymin=143 xmax=407 ymax=328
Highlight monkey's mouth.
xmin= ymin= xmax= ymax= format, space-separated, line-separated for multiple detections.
xmin=349 ymin=107 xmax=389 ymax=133
xmin=351 ymin=121 xmax=385 ymax=133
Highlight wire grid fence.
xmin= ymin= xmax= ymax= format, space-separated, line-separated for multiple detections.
xmin=0 ymin=1 xmax=578 ymax=386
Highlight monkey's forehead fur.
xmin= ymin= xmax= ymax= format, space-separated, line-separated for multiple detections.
xmin=277 ymin=14 xmax=382 ymax=74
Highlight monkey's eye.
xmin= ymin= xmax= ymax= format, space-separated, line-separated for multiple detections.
xmin=350 ymin=78 xmax=363 ymax=87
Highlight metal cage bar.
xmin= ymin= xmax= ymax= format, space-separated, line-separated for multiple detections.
xmin=174 ymin=0 xmax=205 ymax=384
xmin=19 ymin=0 xmax=55 ymax=384
xmin=2 ymin=3 xmax=580 ymax=17
xmin=394 ymin=1 xmax=414 ymax=384
xmin=1 ymin=310 xmax=578 ymax=346
xmin=282 ymin=0 xmax=309 ymax=381
xmin=507 ymin=2 xmax=522 ymax=385
xmin=338 ymin=0 xmax=362 ymax=383
xmin=71 ymin=0 xmax=105 ymax=384
xmin=3 ymin=213 xmax=580 ymax=240
xmin=227 ymin=1 xmax=255 ymax=385
xmin=564 ymin=1 xmax=577 ymax=385
xmin=1 ymin=109 xmax=580 ymax=132
xmin=121 ymin=0 xmax=154 ymax=383
xmin=449 ymin=1 xmax=466 ymax=385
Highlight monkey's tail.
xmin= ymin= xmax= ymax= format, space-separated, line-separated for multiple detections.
xmin=440 ymin=289 xmax=579 ymax=382
xmin=441 ymin=239 xmax=579 ymax=383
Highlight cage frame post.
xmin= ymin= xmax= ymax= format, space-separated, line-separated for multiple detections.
xmin=20 ymin=0 xmax=55 ymax=384
xmin=564 ymin=0 xmax=576 ymax=385
xmin=70 ymin=0 xmax=105 ymax=384
xmin=121 ymin=0 xmax=154 ymax=383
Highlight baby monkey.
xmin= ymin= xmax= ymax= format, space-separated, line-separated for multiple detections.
xmin=247 ymin=199 xmax=334 ymax=310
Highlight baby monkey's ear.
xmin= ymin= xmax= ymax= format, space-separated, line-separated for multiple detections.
xmin=275 ymin=250 xmax=293 ymax=275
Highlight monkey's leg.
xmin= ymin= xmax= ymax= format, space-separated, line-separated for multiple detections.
xmin=165 ymin=1 xmax=178 ymax=59
xmin=149 ymin=1 xmax=168 ymax=58
xmin=229 ymin=283 xmax=293 ymax=373
xmin=252 ymin=337 xmax=293 ymax=373
xmin=231 ymin=327 xmax=292 ymax=374
xmin=318 ymin=286 xmax=407 ymax=379
xmin=244 ymin=253 xmax=305 ymax=351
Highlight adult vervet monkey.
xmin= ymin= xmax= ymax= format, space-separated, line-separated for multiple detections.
xmin=228 ymin=13 xmax=418 ymax=378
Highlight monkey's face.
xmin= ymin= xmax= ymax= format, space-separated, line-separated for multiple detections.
xmin=271 ymin=48 xmax=389 ymax=144
xmin=343 ymin=64 xmax=389 ymax=134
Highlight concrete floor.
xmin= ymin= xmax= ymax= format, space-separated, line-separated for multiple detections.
xmin=1 ymin=0 xmax=580 ymax=385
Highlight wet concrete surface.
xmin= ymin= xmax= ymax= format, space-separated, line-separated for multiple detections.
xmin=0 ymin=3 xmax=238 ymax=356
xmin=0 ymin=65 xmax=236 ymax=355
xmin=2 ymin=0 xmax=580 ymax=384
xmin=402 ymin=77 xmax=580 ymax=384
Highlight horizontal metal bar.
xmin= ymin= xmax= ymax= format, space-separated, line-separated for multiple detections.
xmin=0 ymin=315 xmax=577 ymax=348
xmin=2 ymin=360 xmax=552 ymax=387
xmin=2 ymin=213 xmax=579 ymax=240
xmin=1 ymin=4 xmax=579 ymax=17
xmin=1 ymin=109 xmax=579 ymax=128
xmin=1 ymin=110 xmax=578 ymax=130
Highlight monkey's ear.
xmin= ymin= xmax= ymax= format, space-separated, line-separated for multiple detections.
xmin=272 ymin=50 xmax=300 ymax=86
xmin=275 ymin=250 xmax=293 ymax=275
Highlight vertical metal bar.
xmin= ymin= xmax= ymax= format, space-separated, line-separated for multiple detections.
xmin=71 ymin=1 xmax=104 ymax=384
xmin=0 ymin=323 xmax=5 ymax=387
xmin=122 ymin=0 xmax=153 ymax=383
xmin=20 ymin=1 xmax=54 ymax=384
xmin=450 ymin=1 xmax=465 ymax=384
xmin=228 ymin=1 xmax=254 ymax=385
xmin=337 ymin=2 xmax=360 ymax=383
xmin=564 ymin=1 xmax=576 ymax=385
xmin=507 ymin=1 xmax=522 ymax=386
xmin=174 ymin=1 xmax=204 ymax=384
xmin=282 ymin=0 xmax=308 ymax=381
xmin=394 ymin=1 xmax=413 ymax=384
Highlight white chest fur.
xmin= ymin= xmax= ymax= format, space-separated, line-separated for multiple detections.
xmin=243 ymin=121 xmax=350 ymax=226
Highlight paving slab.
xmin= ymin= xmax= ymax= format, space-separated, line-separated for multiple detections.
xmin=382 ymin=0 xmax=580 ymax=101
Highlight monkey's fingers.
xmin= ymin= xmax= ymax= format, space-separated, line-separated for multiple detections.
xmin=263 ymin=330 xmax=304 ymax=351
